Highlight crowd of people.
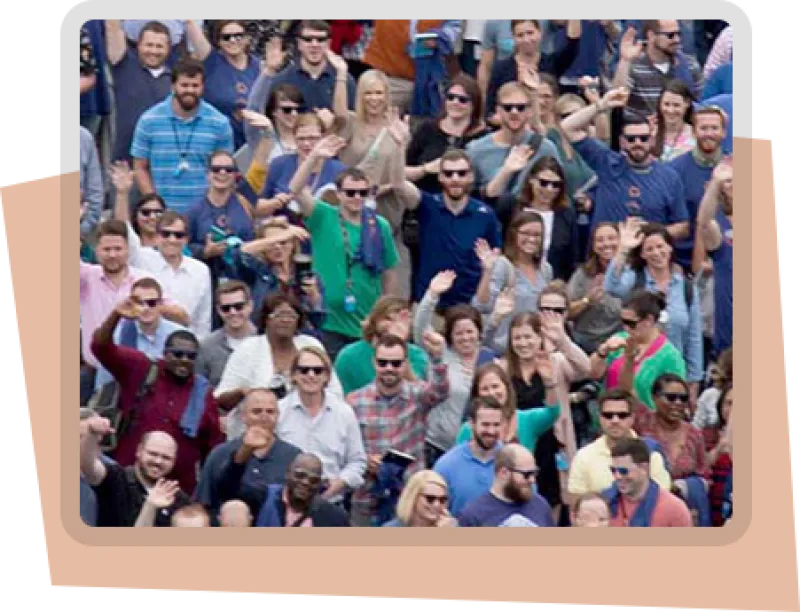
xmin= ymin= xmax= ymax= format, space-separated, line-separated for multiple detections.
xmin=79 ymin=19 xmax=734 ymax=528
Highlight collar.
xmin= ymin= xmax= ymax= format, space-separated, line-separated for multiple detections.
xmin=691 ymin=147 xmax=723 ymax=168
xmin=166 ymin=95 xmax=202 ymax=122
xmin=435 ymin=194 xmax=481 ymax=217
xmin=643 ymin=267 xmax=682 ymax=286
xmin=289 ymin=390 xmax=332 ymax=414
xmin=464 ymin=441 xmax=501 ymax=464
xmin=224 ymin=323 xmax=257 ymax=348
xmin=100 ymin=267 xmax=136 ymax=288
xmin=296 ymin=61 xmax=336 ymax=80
xmin=375 ymin=381 xmax=412 ymax=403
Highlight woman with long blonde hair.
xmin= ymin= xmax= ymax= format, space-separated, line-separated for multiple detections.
xmin=383 ymin=470 xmax=457 ymax=527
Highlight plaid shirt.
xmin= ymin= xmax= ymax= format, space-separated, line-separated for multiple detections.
xmin=347 ymin=359 xmax=449 ymax=518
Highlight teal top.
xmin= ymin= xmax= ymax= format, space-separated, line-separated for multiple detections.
xmin=456 ymin=404 xmax=561 ymax=453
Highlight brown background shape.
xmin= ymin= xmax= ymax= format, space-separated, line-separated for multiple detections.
xmin=2 ymin=138 xmax=797 ymax=608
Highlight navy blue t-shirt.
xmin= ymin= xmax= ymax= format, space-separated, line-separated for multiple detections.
xmin=203 ymin=50 xmax=261 ymax=150
xmin=186 ymin=193 xmax=255 ymax=259
xmin=669 ymin=151 xmax=715 ymax=268
xmin=458 ymin=491 xmax=555 ymax=527
xmin=574 ymin=138 xmax=689 ymax=230
xmin=414 ymin=192 xmax=502 ymax=307
xmin=711 ymin=211 xmax=733 ymax=354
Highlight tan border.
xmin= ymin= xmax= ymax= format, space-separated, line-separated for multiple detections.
xmin=3 ymin=138 xmax=796 ymax=606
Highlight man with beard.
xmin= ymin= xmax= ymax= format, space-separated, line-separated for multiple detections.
xmin=562 ymin=87 xmax=689 ymax=240
xmin=131 ymin=58 xmax=234 ymax=214
xmin=458 ymin=444 xmax=554 ymax=527
xmin=604 ymin=438 xmax=692 ymax=527
xmin=348 ymin=332 xmax=450 ymax=526
xmin=403 ymin=149 xmax=502 ymax=309
xmin=433 ymin=396 xmax=505 ymax=517
xmin=255 ymin=453 xmax=351 ymax=527
xmin=669 ymin=106 xmax=728 ymax=270
xmin=466 ymin=82 xmax=561 ymax=201
xmin=91 ymin=298 xmax=223 ymax=493
xmin=80 ymin=414 xmax=190 ymax=527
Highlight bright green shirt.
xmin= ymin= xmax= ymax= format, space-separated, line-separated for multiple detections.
xmin=306 ymin=201 xmax=399 ymax=339
xmin=456 ymin=405 xmax=561 ymax=453
xmin=335 ymin=339 xmax=430 ymax=395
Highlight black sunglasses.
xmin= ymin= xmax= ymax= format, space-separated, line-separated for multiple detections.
xmin=342 ymin=188 xmax=370 ymax=198
xmin=421 ymin=494 xmax=449 ymax=505
xmin=508 ymin=467 xmax=539 ymax=480
xmin=659 ymin=30 xmax=681 ymax=39
xmin=442 ymin=169 xmax=470 ymax=178
xmin=376 ymin=358 xmax=404 ymax=369
xmin=166 ymin=349 xmax=197 ymax=360
xmin=278 ymin=106 xmax=303 ymax=115
xmin=540 ymin=306 xmax=567 ymax=315
xmin=610 ymin=466 xmax=631 ymax=476
xmin=501 ymin=103 xmax=530 ymax=113
xmin=621 ymin=316 xmax=640 ymax=328
xmin=220 ymin=302 xmax=247 ymax=314
xmin=299 ymin=35 xmax=328 ymax=43
xmin=536 ymin=178 xmax=563 ymax=189
xmin=138 ymin=207 xmax=164 ymax=218
xmin=292 ymin=468 xmax=322 ymax=485
xmin=600 ymin=411 xmax=632 ymax=421
xmin=623 ymin=134 xmax=651 ymax=144
xmin=660 ymin=392 xmax=690 ymax=404
xmin=159 ymin=229 xmax=187 ymax=240
xmin=132 ymin=297 xmax=161 ymax=309
xmin=446 ymin=93 xmax=471 ymax=104
xmin=296 ymin=365 xmax=326 ymax=376
xmin=210 ymin=164 xmax=237 ymax=174
xmin=220 ymin=32 xmax=245 ymax=42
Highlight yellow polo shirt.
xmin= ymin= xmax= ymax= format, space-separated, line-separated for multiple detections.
xmin=567 ymin=434 xmax=672 ymax=496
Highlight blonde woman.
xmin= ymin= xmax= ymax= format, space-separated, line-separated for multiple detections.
xmin=383 ymin=470 xmax=457 ymax=527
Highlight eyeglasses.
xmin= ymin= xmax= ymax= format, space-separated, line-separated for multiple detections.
xmin=299 ymin=35 xmax=329 ymax=44
xmin=623 ymin=134 xmax=651 ymax=144
xmin=376 ymin=358 xmax=405 ymax=369
xmin=446 ymin=93 xmax=471 ymax=104
xmin=620 ymin=316 xmax=640 ymax=328
xmin=296 ymin=365 xmax=326 ymax=376
xmin=500 ymin=103 xmax=530 ymax=113
xmin=600 ymin=411 xmax=632 ymax=421
xmin=210 ymin=165 xmax=237 ymax=174
xmin=291 ymin=468 xmax=322 ymax=486
xmin=441 ymin=169 xmax=470 ymax=178
xmin=269 ymin=311 xmax=300 ymax=322
xmin=508 ymin=467 xmax=539 ymax=480
xmin=138 ymin=207 xmax=164 ymax=218
xmin=658 ymin=30 xmax=681 ymax=39
xmin=536 ymin=178 xmax=563 ymax=189
xmin=342 ymin=188 xmax=370 ymax=198
xmin=609 ymin=466 xmax=631 ymax=476
xmin=660 ymin=392 xmax=690 ymax=404
xmin=296 ymin=134 xmax=322 ymax=143
xmin=421 ymin=494 xmax=449 ymax=506
xmin=132 ymin=297 xmax=161 ymax=309
xmin=220 ymin=32 xmax=246 ymax=42
xmin=219 ymin=301 xmax=247 ymax=314
xmin=159 ymin=229 xmax=187 ymax=240
xmin=166 ymin=349 xmax=197 ymax=360
xmin=539 ymin=306 xmax=567 ymax=315
xmin=278 ymin=106 xmax=302 ymax=115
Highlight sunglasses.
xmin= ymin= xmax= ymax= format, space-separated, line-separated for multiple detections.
xmin=342 ymin=188 xmax=371 ymax=198
xmin=659 ymin=30 xmax=681 ymax=39
xmin=501 ymin=103 xmax=530 ymax=113
xmin=446 ymin=93 xmax=471 ymax=104
xmin=210 ymin=165 xmax=237 ymax=174
xmin=508 ymin=467 xmax=539 ymax=480
xmin=138 ymin=207 xmax=164 ymax=218
xmin=219 ymin=301 xmax=247 ymax=314
xmin=269 ymin=311 xmax=300 ymax=321
xmin=539 ymin=306 xmax=567 ymax=315
xmin=536 ymin=178 xmax=562 ymax=189
xmin=166 ymin=349 xmax=197 ymax=360
xmin=660 ymin=392 xmax=690 ymax=404
xmin=292 ymin=468 xmax=322 ymax=485
xmin=600 ymin=411 xmax=632 ymax=421
xmin=609 ymin=466 xmax=631 ymax=476
xmin=132 ymin=297 xmax=161 ymax=309
xmin=220 ymin=32 xmax=246 ymax=42
xmin=623 ymin=134 xmax=651 ymax=144
xmin=376 ymin=358 xmax=405 ymax=369
xmin=299 ymin=35 xmax=329 ymax=43
xmin=159 ymin=229 xmax=187 ymax=240
xmin=296 ymin=365 xmax=326 ymax=376
xmin=621 ymin=317 xmax=640 ymax=328
xmin=421 ymin=494 xmax=449 ymax=506
xmin=442 ymin=169 xmax=470 ymax=178
xmin=278 ymin=106 xmax=302 ymax=115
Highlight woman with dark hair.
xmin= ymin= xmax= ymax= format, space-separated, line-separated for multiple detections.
xmin=705 ymin=383 xmax=733 ymax=526
xmin=605 ymin=219 xmax=704 ymax=398
xmin=651 ymin=80 xmax=695 ymax=162
xmin=534 ymin=73 xmax=560 ymax=131
xmin=214 ymin=292 xmax=343 ymax=440
xmin=127 ymin=193 xmax=166 ymax=249
xmin=497 ymin=156 xmax=578 ymax=281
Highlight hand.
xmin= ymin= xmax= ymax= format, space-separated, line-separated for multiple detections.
xmin=264 ymin=36 xmax=286 ymax=74
xmin=84 ymin=415 xmax=115 ymax=439
xmin=242 ymin=425 xmax=274 ymax=451
xmin=586 ymin=284 xmax=605 ymax=304
xmin=203 ymin=234 xmax=228 ymax=259
xmin=421 ymin=328 xmax=446 ymax=360
xmin=623 ymin=334 xmax=638 ymax=361
xmin=241 ymin=109 xmax=274 ymax=132
xmin=601 ymin=87 xmax=630 ymax=110
xmin=384 ymin=310 xmax=411 ymax=341
xmin=287 ymin=224 xmax=311 ymax=243
xmin=428 ymin=270 xmax=457 ymax=298
xmin=492 ymin=287 xmax=516 ymax=320
xmin=601 ymin=335 xmax=628 ymax=354
xmin=539 ymin=311 xmax=567 ymax=347
xmin=579 ymin=76 xmax=600 ymax=103
xmin=618 ymin=217 xmax=644 ymax=253
xmin=301 ymin=276 xmax=322 ymax=304
xmin=109 ymin=160 xmax=135 ymax=193
xmin=386 ymin=107 xmax=411 ymax=146
xmin=258 ymin=193 xmax=292 ymax=215
xmin=619 ymin=26 xmax=643 ymax=62
xmin=533 ymin=347 xmax=555 ymax=386
xmin=80 ymin=201 xmax=89 ymax=221
xmin=314 ymin=108 xmax=336 ymax=131
xmin=474 ymin=238 xmax=501 ymax=271
xmin=312 ymin=135 xmax=347 ymax=160
xmin=436 ymin=509 xmax=458 ymax=527
xmin=367 ymin=454 xmax=383 ymax=477
xmin=503 ymin=145 xmax=534 ymax=173
xmin=146 ymin=479 xmax=180 ymax=509
xmin=712 ymin=158 xmax=734 ymax=185
xmin=326 ymin=49 xmax=349 ymax=74
xmin=116 ymin=297 xmax=143 ymax=320
xmin=518 ymin=66 xmax=540 ymax=91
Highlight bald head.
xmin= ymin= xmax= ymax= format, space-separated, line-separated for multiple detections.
xmin=290 ymin=452 xmax=323 ymax=473
xmin=219 ymin=500 xmax=253 ymax=527
xmin=140 ymin=430 xmax=178 ymax=453
xmin=495 ymin=443 xmax=533 ymax=473
xmin=136 ymin=431 xmax=178 ymax=484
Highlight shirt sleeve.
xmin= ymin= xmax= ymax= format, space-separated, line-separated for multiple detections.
xmin=666 ymin=170 xmax=690 ymax=224
xmin=566 ymin=451 xmax=590 ymax=496
xmin=214 ymin=342 xmax=254 ymax=396
xmin=703 ymin=27 xmax=732 ymax=80
xmin=603 ymin=258 xmax=636 ymax=300
xmin=650 ymin=451 xmax=673 ymax=490
xmin=338 ymin=410 xmax=368 ymax=490
xmin=129 ymin=114 xmax=152 ymax=160
xmin=572 ymin=138 xmax=616 ymax=178
xmin=217 ymin=118 xmax=235 ymax=153
xmin=193 ymin=265 xmax=213 ymax=340
xmin=81 ymin=132 xmax=104 ymax=237
xmin=379 ymin=217 xmax=400 ymax=270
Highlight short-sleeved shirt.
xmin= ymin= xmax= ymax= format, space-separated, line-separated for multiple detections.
xmin=456 ymin=405 xmax=561 ymax=454
xmin=130 ymin=95 xmax=234 ymax=214
xmin=433 ymin=442 xmax=500 ymax=517
xmin=413 ymin=192 xmax=502 ymax=307
xmin=481 ymin=20 xmax=515 ymax=61
xmin=458 ymin=491 xmax=555 ymax=527
xmin=335 ymin=339 xmax=430 ymax=395
xmin=573 ymin=138 xmax=689 ymax=230
xmin=306 ymin=200 xmax=399 ymax=339
xmin=202 ymin=50 xmax=261 ymax=149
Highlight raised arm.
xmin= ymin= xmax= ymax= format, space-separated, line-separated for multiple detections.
xmin=185 ymin=20 xmax=212 ymax=61
xmin=561 ymin=87 xmax=629 ymax=143
xmin=413 ymin=273 xmax=453 ymax=346
xmin=80 ymin=414 xmax=111 ymax=485
xmin=485 ymin=145 xmax=534 ymax=199
xmin=134 ymin=479 xmax=180 ymax=527
xmin=288 ymin=135 xmax=347 ymax=218
xmin=696 ymin=159 xmax=732 ymax=253
xmin=105 ymin=20 xmax=127 ymax=66
xmin=326 ymin=50 xmax=351 ymax=122
xmin=611 ymin=27 xmax=641 ymax=90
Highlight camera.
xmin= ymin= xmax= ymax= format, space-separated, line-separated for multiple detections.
xmin=293 ymin=253 xmax=314 ymax=286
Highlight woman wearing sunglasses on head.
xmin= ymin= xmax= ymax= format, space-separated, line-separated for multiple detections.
xmin=383 ymin=470 xmax=457 ymax=527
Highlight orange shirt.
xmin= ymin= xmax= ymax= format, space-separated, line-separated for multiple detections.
xmin=364 ymin=20 xmax=447 ymax=81
xmin=610 ymin=488 xmax=693 ymax=527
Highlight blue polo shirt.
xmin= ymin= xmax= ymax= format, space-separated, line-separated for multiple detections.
xmin=573 ymin=138 xmax=689 ymax=230
xmin=413 ymin=192 xmax=502 ymax=307
xmin=668 ymin=150 xmax=717 ymax=268
xmin=433 ymin=441 xmax=500 ymax=518
xmin=267 ymin=62 xmax=356 ymax=112
xmin=130 ymin=95 xmax=234 ymax=214
xmin=203 ymin=50 xmax=261 ymax=150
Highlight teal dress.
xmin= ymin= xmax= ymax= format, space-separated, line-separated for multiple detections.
xmin=455 ymin=404 xmax=561 ymax=454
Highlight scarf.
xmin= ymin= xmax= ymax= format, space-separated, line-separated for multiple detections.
xmin=604 ymin=479 xmax=661 ymax=527
xmin=683 ymin=475 xmax=712 ymax=527
xmin=255 ymin=484 xmax=286 ymax=527
xmin=119 ymin=319 xmax=140 ymax=349
xmin=178 ymin=374 xmax=210 ymax=439
xmin=352 ymin=206 xmax=386 ymax=276
xmin=370 ymin=461 xmax=407 ymax=526
xmin=411 ymin=29 xmax=453 ymax=118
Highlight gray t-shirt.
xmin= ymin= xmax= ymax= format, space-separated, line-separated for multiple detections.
xmin=567 ymin=267 xmax=623 ymax=354
xmin=482 ymin=21 xmax=515 ymax=61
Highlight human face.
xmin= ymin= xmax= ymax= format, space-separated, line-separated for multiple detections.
xmin=439 ymin=159 xmax=474 ymax=201
xmin=515 ymin=221 xmax=543 ymax=259
xmin=218 ymin=23 xmax=247 ymax=59
xmin=218 ymin=289 xmax=253 ymax=332
xmin=363 ymin=82 xmax=388 ymax=117
xmin=135 ymin=434 xmax=177 ymax=483
xmin=136 ymin=200 xmax=164 ymax=234
xmin=610 ymin=455 xmax=648 ymax=497
xmin=375 ymin=310 xmax=410 ymax=342
xmin=173 ymin=514 xmax=209 ymax=528
xmin=208 ymin=154 xmax=237 ymax=190
xmin=96 ymin=235 xmax=128 ymax=275
xmin=593 ymin=225 xmax=620 ymax=263
xmin=164 ymin=337 xmax=198 ymax=380
xmin=513 ymin=21 xmax=541 ymax=55
xmin=510 ymin=323 xmax=540 ymax=361
xmin=137 ymin=30 xmax=170 ymax=69
xmin=242 ymin=391 xmax=279 ymax=430
xmin=641 ymin=233 xmax=672 ymax=271
xmin=574 ymin=499 xmax=610 ymax=527
xmin=654 ymin=20 xmax=682 ymax=57
xmin=599 ymin=399 xmax=634 ymax=441
xmin=374 ymin=345 xmax=407 ymax=390
xmin=722 ymin=388 xmax=734 ymax=423
xmin=338 ymin=177 xmax=371 ymax=218
xmin=172 ymin=74 xmax=204 ymax=112
xmin=655 ymin=381 xmax=690 ymax=424
xmin=694 ymin=113 xmax=726 ymax=155
xmin=619 ymin=308 xmax=647 ymax=343
xmin=539 ymin=293 xmax=568 ymax=320
xmin=262 ymin=229 xmax=294 ymax=266
xmin=286 ymin=457 xmax=324 ymax=505
xmin=451 ymin=318 xmax=480 ymax=358
xmin=414 ymin=482 xmax=450 ymax=526
xmin=297 ymin=28 xmax=330 ymax=67
xmin=130 ymin=286 xmax=162 ymax=327
xmin=471 ymin=407 xmax=503 ymax=450
xmin=537 ymin=82 xmax=555 ymax=117
xmin=293 ymin=352 xmax=329 ymax=395
xmin=620 ymin=124 xmax=652 ymax=164
xmin=158 ymin=220 xmax=188 ymax=259
xmin=530 ymin=169 xmax=563 ymax=209
xmin=295 ymin=124 xmax=323 ymax=158
xmin=497 ymin=92 xmax=532 ymax=133
xmin=502 ymin=454 xmax=537 ymax=504
xmin=266 ymin=303 xmax=301 ymax=339
xmin=274 ymin=96 xmax=302 ymax=131
xmin=660 ymin=91 xmax=689 ymax=127
xmin=477 ymin=371 xmax=508 ymax=406
xmin=444 ymin=85 xmax=473 ymax=121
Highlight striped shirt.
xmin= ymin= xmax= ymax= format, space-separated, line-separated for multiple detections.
xmin=625 ymin=52 xmax=703 ymax=117
xmin=130 ymin=95 xmax=234 ymax=214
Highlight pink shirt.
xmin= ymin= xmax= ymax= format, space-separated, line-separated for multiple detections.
xmin=610 ymin=489 xmax=693 ymax=527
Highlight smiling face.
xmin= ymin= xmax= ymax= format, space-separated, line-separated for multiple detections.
xmin=374 ymin=344 xmax=407 ymax=390
xmin=530 ymin=169 xmax=563 ymax=210
xmin=273 ymin=94 xmax=302 ymax=131
xmin=297 ymin=27 xmax=330 ymax=67
xmin=438 ymin=157 xmax=474 ymax=201
xmin=218 ymin=22 xmax=247 ymax=59
xmin=362 ymin=80 xmax=388 ymax=118
xmin=510 ymin=323 xmax=540 ymax=361
xmin=136 ymin=198 xmax=165 ymax=235
xmin=444 ymin=84 xmax=473 ymax=121
xmin=292 ymin=351 xmax=330 ymax=396
xmin=620 ymin=123 xmax=653 ymax=164
xmin=158 ymin=218 xmax=188 ymax=260
xmin=660 ymin=91 xmax=689 ymax=127
xmin=537 ymin=82 xmax=555 ymax=116
xmin=471 ymin=406 xmax=503 ymax=451
xmin=138 ymin=30 xmax=170 ymax=69
xmin=135 ymin=433 xmax=177 ymax=484
xmin=217 ymin=289 xmax=253 ymax=333
xmin=497 ymin=90 xmax=532 ymax=133
xmin=450 ymin=317 xmax=480 ymax=357
xmin=610 ymin=454 xmax=648 ymax=497
xmin=694 ymin=112 xmax=726 ymax=155
xmin=641 ymin=233 xmax=672 ymax=271
xmin=172 ymin=74 xmax=204 ymax=112
xmin=130 ymin=285 xmax=162 ymax=327
xmin=514 ymin=220 xmax=543 ymax=259
xmin=413 ymin=481 xmax=450 ymax=526
xmin=207 ymin=152 xmax=237 ymax=190
xmin=593 ymin=225 xmax=620 ymax=263
xmin=266 ymin=302 xmax=301 ymax=340
xmin=338 ymin=176 xmax=371 ymax=219
xmin=286 ymin=455 xmax=324 ymax=506
xmin=163 ymin=336 xmax=198 ymax=380
xmin=477 ymin=371 xmax=508 ymax=406
xmin=655 ymin=380 xmax=690 ymax=424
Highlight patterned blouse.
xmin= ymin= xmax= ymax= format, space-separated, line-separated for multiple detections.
xmin=634 ymin=402 xmax=709 ymax=480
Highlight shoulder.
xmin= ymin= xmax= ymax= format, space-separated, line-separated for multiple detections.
xmin=199 ymin=101 xmax=232 ymax=124
xmin=184 ymin=256 xmax=211 ymax=275
xmin=469 ymin=197 xmax=497 ymax=218
xmin=272 ymin=437 xmax=303 ymax=459
xmin=466 ymin=132 xmax=494 ymax=152
xmin=139 ymin=99 xmax=170 ymax=121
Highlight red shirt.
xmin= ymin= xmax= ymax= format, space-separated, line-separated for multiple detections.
xmin=91 ymin=338 xmax=223 ymax=493
xmin=610 ymin=488 xmax=693 ymax=527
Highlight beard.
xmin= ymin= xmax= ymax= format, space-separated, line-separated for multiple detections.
xmin=474 ymin=432 xmax=498 ymax=451
xmin=177 ymin=93 xmax=200 ymax=112
xmin=625 ymin=148 xmax=650 ymax=165
xmin=503 ymin=480 xmax=532 ymax=504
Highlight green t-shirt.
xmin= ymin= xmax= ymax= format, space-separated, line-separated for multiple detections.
xmin=335 ymin=339 xmax=430 ymax=395
xmin=456 ymin=405 xmax=561 ymax=453
xmin=306 ymin=201 xmax=400 ymax=339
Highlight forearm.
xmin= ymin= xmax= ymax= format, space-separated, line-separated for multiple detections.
xmin=413 ymin=292 xmax=438 ymax=345
xmin=113 ymin=187 xmax=132 ymax=222
xmin=561 ymin=102 xmax=602 ymax=141
xmin=186 ymin=20 xmax=212 ymax=60
xmin=105 ymin=20 xmax=126 ymax=65
xmin=474 ymin=267 xmax=493 ymax=306
xmin=666 ymin=221 xmax=690 ymax=240
xmin=79 ymin=435 xmax=106 ymax=485
xmin=322 ymin=478 xmax=350 ymax=499
xmin=93 ymin=310 xmax=123 ymax=348
xmin=133 ymin=164 xmax=154 ymax=195
xmin=477 ymin=50 xmax=494 ymax=102
xmin=160 ymin=304 xmax=190 ymax=327
xmin=288 ymin=155 xmax=318 ymax=216
xmin=618 ymin=356 xmax=635 ymax=392
xmin=382 ymin=268 xmax=399 ymax=296
xmin=697 ymin=182 xmax=722 ymax=229
xmin=588 ymin=352 xmax=608 ymax=380
xmin=611 ymin=58 xmax=632 ymax=90
xmin=80 ymin=74 xmax=96 ymax=95
xmin=217 ymin=389 xmax=247 ymax=412
xmin=333 ymin=71 xmax=350 ymax=119
xmin=569 ymin=296 xmax=591 ymax=319
xmin=485 ymin=166 xmax=515 ymax=198
xmin=134 ymin=501 xmax=158 ymax=527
